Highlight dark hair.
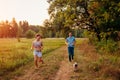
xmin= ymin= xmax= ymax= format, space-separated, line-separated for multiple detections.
xmin=69 ymin=32 xmax=72 ymax=34
xmin=35 ymin=34 xmax=41 ymax=38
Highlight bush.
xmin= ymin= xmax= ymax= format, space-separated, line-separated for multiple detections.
xmin=25 ymin=29 xmax=36 ymax=38
xmin=103 ymin=67 xmax=120 ymax=79
xmin=96 ymin=39 xmax=119 ymax=54
xmin=88 ymin=61 xmax=101 ymax=72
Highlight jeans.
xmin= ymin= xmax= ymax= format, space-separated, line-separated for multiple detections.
xmin=68 ymin=47 xmax=74 ymax=62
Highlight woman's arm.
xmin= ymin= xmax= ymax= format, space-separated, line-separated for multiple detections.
xmin=40 ymin=41 xmax=43 ymax=50
xmin=31 ymin=42 xmax=34 ymax=50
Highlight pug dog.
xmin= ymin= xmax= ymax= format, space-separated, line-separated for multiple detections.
xmin=73 ymin=62 xmax=78 ymax=72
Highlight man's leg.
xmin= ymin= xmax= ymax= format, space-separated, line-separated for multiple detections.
xmin=69 ymin=55 xmax=71 ymax=62
xmin=71 ymin=47 xmax=74 ymax=60
xmin=68 ymin=47 xmax=72 ymax=62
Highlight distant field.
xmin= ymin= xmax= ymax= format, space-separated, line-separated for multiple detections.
xmin=0 ymin=38 xmax=65 ymax=76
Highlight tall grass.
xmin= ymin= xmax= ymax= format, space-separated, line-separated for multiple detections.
xmin=95 ymin=39 xmax=119 ymax=54
xmin=0 ymin=38 xmax=65 ymax=76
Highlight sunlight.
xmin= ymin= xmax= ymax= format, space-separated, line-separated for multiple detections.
xmin=0 ymin=0 xmax=49 ymax=25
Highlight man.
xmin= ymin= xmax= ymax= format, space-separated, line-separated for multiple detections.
xmin=65 ymin=32 xmax=76 ymax=62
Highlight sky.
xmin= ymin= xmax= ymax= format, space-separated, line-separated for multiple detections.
xmin=0 ymin=0 xmax=50 ymax=25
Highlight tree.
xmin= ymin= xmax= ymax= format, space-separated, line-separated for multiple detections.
xmin=43 ymin=19 xmax=56 ymax=37
xmin=38 ymin=27 xmax=47 ymax=38
xmin=47 ymin=0 xmax=120 ymax=40
xmin=10 ymin=18 xmax=18 ymax=37
xmin=29 ymin=25 xmax=40 ymax=33
xmin=0 ymin=20 xmax=13 ymax=38
xmin=87 ymin=0 xmax=120 ymax=41
xmin=47 ymin=0 xmax=89 ymax=38
xmin=25 ymin=29 xmax=36 ymax=38
xmin=17 ymin=22 xmax=23 ymax=42
xmin=20 ymin=21 xmax=29 ymax=36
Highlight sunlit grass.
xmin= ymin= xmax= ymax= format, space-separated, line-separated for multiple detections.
xmin=0 ymin=38 xmax=65 ymax=76
xmin=73 ymin=39 xmax=120 ymax=80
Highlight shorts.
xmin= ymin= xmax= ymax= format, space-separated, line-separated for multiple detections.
xmin=33 ymin=50 xmax=42 ymax=57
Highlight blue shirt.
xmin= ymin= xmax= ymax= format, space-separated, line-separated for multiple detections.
xmin=66 ymin=36 xmax=75 ymax=47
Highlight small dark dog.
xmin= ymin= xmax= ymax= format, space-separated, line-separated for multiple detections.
xmin=73 ymin=62 xmax=78 ymax=72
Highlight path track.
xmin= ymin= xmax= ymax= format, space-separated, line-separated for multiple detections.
xmin=12 ymin=46 xmax=73 ymax=80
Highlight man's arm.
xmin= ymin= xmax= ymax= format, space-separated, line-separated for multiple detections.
xmin=73 ymin=38 xmax=76 ymax=46
xmin=65 ymin=39 xmax=68 ymax=45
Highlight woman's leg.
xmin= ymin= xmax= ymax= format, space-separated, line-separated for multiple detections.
xmin=37 ymin=52 xmax=44 ymax=64
xmin=34 ymin=55 xmax=38 ymax=68
xmin=39 ymin=57 xmax=44 ymax=64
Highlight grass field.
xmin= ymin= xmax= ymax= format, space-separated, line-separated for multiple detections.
xmin=0 ymin=38 xmax=84 ymax=79
xmin=0 ymin=38 xmax=65 ymax=76
xmin=0 ymin=38 xmax=119 ymax=80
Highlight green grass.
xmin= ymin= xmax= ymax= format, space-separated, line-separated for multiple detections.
xmin=0 ymin=38 xmax=65 ymax=76
xmin=71 ymin=39 xmax=120 ymax=80
xmin=2 ymin=45 xmax=65 ymax=79
xmin=2 ymin=38 xmax=83 ymax=79
xmin=1 ymin=38 xmax=119 ymax=80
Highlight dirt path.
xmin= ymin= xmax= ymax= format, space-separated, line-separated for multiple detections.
xmin=3 ymin=39 xmax=119 ymax=80
xmin=3 ymin=40 xmax=100 ymax=80
xmin=54 ymin=52 xmax=73 ymax=80
xmin=5 ymin=46 xmax=73 ymax=80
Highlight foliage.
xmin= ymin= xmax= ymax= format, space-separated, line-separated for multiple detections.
xmin=25 ymin=29 xmax=36 ymax=39
xmin=47 ymin=0 xmax=87 ymax=37
xmin=0 ymin=38 xmax=65 ymax=76
xmin=47 ymin=0 xmax=120 ymax=40
xmin=73 ymin=40 xmax=120 ymax=80
xmin=19 ymin=21 xmax=29 ymax=35
xmin=95 ymin=39 xmax=119 ymax=54
xmin=88 ymin=0 xmax=120 ymax=41
xmin=88 ymin=61 xmax=101 ymax=72
xmin=0 ymin=18 xmax=42 ymax=38
xmin=0 ymin=18 xmax=18 ymax=38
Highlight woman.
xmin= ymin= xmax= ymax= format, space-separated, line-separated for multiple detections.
xmin=31 ymin=34 xmax=44 ymax=68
